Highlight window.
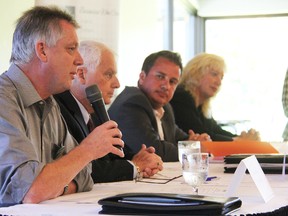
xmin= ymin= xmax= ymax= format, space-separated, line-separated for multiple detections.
xmin=205 ymin=16 xmax=288 ymax=141
xmin=117 ymin=0 xmax=196 ymax=93
xmin=173 ymin=0 xmax=196 ymax=64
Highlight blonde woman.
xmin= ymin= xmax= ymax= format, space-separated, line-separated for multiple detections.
xmin=170 ymin=53 xmax=260 ymax=141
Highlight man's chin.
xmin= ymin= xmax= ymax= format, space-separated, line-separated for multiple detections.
xmin=54 ymin=85 xmax=70 ymax=95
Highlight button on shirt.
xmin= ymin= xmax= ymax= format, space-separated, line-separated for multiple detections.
xmin=153 ymin=108 xmax=165 ymax=140
xmin=0 ymin=64 xmax=93 ymax=204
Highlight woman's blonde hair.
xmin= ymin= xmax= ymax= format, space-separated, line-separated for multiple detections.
xmin=180 ymin=53 xmax=226 ymax=118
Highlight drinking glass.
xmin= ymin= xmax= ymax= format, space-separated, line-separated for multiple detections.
xmin=178 ymin=140 xmax=201 ymax=164
xmin=182 ymin=152 xmax=209 ymax=194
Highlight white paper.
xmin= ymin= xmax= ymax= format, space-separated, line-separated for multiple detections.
xmin=226 ymin=155 xmax=274 ymax=203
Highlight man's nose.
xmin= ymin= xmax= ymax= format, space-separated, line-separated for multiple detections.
xmin=75 ymin=50 xmax=84 ymax=66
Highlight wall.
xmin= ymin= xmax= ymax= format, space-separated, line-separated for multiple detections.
xmin=0 ymin=0 xmax=163 ymax=92
xmin=118 ymin=0 xmax=163 ymax=90
xmin=0 ymin=0 xmax=34 ymax=72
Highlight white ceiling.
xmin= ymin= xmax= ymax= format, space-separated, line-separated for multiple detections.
xmin=188 ymin=0 xmax=288 ymax=17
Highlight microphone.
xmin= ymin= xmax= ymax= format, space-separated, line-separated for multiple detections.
xmin=85 ymin=84 xmax=110 ymax=124
xmin=85 ymin=84 xmax=123 ymax=152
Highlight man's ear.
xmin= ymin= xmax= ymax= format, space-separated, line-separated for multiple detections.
xmin=76 ymin=67 xmax=88 ymax=84
xmin=35 ymin=42 xmax=48 ymax=62
xmin=139 ymin=71 xmax=146 ymax=85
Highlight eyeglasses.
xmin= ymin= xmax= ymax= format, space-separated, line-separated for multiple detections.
xmin=135 ymin=173 xmax=182 ymax=184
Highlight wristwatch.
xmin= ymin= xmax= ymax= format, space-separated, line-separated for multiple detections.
xmin=135 ymin=166 xmax=143 ymax=181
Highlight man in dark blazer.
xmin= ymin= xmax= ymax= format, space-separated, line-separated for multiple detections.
xmin=108 ymin=50 xmax=211 ymax=162
xmin=54 ymin=41 xmax=163 ymax=183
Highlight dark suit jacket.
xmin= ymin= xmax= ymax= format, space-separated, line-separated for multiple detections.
xmin=53 ymin=91 xmax=134 ymax=183
xmin=170 ymin=85 xmax=236 ymax=141
xmin=108 ymin=86 xmax=189 ymax=162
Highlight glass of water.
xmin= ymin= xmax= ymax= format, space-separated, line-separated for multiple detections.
xmin=178 ymin=140 xmax=201 ymax=164
xmin=182 ymin=152 xmax=209 ymax=194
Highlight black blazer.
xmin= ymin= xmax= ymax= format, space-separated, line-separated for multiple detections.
xmin=170 ymin=85 xmax=236 ymax=141
xmin=54 ymin=91 xmax=134 ymax=183
xmin=108 ymin=86 xmax=189 ymax=162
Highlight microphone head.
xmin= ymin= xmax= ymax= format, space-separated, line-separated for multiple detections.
xmin=85 ymin=84 xmax=102 ymax=103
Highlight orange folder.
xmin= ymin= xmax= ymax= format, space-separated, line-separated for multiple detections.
xmin=201 ymin=141 xmax=278 ymax=157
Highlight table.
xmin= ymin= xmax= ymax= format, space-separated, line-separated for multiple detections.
xmin=1 ymin=161 xmax=288 ymax=216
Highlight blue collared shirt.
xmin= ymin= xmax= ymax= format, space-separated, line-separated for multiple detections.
xmin=0 ymin=64 xmax=93 ymax=204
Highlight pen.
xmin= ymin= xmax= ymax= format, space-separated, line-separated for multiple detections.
xmin=206 ymin=176 xmax=217 ymax=181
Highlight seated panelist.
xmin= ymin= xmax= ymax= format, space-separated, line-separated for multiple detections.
xmin=108 ymin=50 xmax=211 ymax=162
xmin=170 ymin=53 xmax=260 ymax=141
xmin=0 ymin=6 xmax=124 ymax=205
xmin=54 ymin=40 xmax=163 ymax=183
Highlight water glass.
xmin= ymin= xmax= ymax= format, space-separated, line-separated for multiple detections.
xmin=178 ymin=140 xmax=201 ymax=164
xmin=182 ymin=152 xmax=209 ymax=194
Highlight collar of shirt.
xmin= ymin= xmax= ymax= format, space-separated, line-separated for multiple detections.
xmin=153 ymin=107 xmax=165 ymax=119
xmin=71 ymin=93 xmax=90 ymax=124
xmin=153 ymin=107 xmax=165 ymax=140
xmin=6 ymin=64 xmax=53 ymax=107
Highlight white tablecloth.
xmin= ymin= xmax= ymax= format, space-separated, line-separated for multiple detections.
xmin=1 ymin=161 xmax=288 ymax=216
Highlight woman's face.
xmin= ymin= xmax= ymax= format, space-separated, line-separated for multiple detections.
xmin=198 ymin=69 xmax=224 ymax=101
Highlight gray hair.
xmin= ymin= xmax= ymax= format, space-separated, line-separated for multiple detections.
xmin=78 ymin=40 xmax=114 ymax=73
xmin=10 ymin=6 xmax=79 ymax=65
